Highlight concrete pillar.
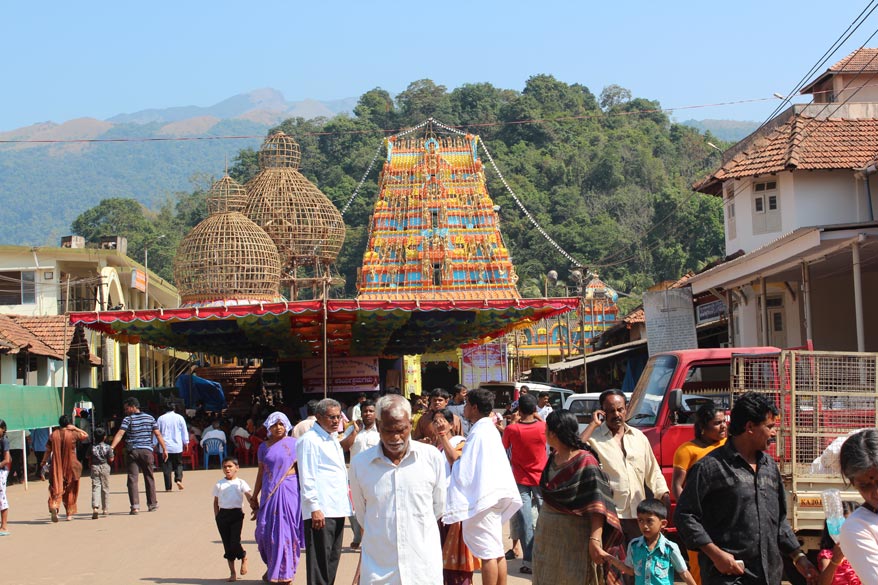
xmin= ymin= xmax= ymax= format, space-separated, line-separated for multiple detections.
xmin=761 ymin=276 xmax=769 ymax=346
xmin=853 ymin=240 xmax=865 ymax=352
xmin=801 ymin=262 xmax=812 ymax=346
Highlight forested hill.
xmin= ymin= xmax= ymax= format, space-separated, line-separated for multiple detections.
xmin=68 ymin=77 xmax=729 ymax=302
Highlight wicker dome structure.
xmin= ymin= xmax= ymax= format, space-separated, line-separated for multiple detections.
xmin=243 ymin=132 xmax=346 ymax=299
xmin=207 ymin=174 xmax=248 ymax=214
xmin=174 ymin=174 xmax=283 ymax=306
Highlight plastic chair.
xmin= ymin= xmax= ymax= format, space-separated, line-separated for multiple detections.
xmin=202 ymin=438 xmax=225 ymax=470
xmin=181 ymin=441 xmax=199 ymax=469
xmin=249 ymin=436 xmax=263 ymax=463
xmin=112 ymin=443 xmax=126 ymax=472
xmin=233 ymin=436 xmax=251 ymax=466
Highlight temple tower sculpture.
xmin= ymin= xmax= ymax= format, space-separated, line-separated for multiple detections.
xmin=357 ymin=126 xmax=519 ymax=300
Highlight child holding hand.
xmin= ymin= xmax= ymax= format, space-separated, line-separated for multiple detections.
xmin=212 ymin=457 xmax=254 ymax=582
xmin=604 ymin=498 xmax=696 ymax=585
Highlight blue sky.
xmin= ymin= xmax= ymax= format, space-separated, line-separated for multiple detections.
xmin=1 ymin=1 xmax=875 ymax=131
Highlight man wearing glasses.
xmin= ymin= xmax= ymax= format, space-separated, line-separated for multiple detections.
xmin=297 ymin=398 xmax=352 ymax=585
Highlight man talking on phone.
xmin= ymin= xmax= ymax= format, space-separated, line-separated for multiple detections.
xmin=580 ymin=389 xmax=669 ymax=552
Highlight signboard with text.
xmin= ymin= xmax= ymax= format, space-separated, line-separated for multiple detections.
xmin=461 ymin=341 xmax=507 ymax=388
xmin=644 ymin=288 xmax=698 ymax=356
xmin=302 ymin=357 xmax=380 ymax=394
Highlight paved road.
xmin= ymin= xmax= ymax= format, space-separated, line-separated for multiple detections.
xmin=3 ymin=466 xmax=534 ymax=585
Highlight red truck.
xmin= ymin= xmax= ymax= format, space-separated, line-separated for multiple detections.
xmin=625 ymin=346 xmax=875 ymax=554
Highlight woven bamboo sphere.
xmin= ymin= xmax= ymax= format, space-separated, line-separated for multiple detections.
xmin=207 ymin=174 xmax=248 ymax=214
xmin=243 ymin=132 xmax=346 ymax=265
xmin=174 ymin=203 xmax=283 ymax=305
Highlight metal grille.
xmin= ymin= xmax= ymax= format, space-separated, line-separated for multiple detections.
xmin=731 ymin=351 xmax=878 ymax=476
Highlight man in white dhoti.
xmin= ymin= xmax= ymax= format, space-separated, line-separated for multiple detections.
xmin=445 ymin=388 xmax=522 ymax=585
xmin=349 ymin=394 xmax=446 ymax=585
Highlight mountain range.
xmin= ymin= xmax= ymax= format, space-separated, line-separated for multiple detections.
xmin=0 ymin=88 xmax=755 ymax=247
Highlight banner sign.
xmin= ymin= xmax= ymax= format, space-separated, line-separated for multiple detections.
xmin=302 ymin=357 xmax=380 ymax=394
xmin=461 ymin=341 xmax=507 ymax=388
xmin=131 ymin=269 xmax=147 ymax=292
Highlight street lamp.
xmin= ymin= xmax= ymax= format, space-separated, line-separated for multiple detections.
xmin=144 ymin=234 xmax=165 ymax=388
xmin=144 ymin=234 xmax=166 ymax=309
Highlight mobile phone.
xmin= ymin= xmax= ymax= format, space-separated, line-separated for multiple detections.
xmin=597 ymin=413 xmax=605 ymax=422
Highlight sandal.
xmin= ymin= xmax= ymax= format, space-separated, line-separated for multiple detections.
xmin=519 ymin=566 xmax=533 ymax=574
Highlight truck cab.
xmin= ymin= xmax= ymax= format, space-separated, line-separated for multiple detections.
xmin=624 ymin=347 xmax=779 ymax=494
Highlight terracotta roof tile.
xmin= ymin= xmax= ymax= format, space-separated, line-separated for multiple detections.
xmin=829 ymin=48 xmax=878 ymax=72
xmin=696 ymin=116 xmax=878 ymax=192
xmin=0 ymin=315 xmax=62 ymax=358
xmin=623 ymin=308 xmax=644 ymax=324
xmin=0 ymin=315 xmax=100 ymax=364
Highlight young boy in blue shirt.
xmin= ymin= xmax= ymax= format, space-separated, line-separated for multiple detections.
xmin=605 ymin=498 xmax=696 ymax=585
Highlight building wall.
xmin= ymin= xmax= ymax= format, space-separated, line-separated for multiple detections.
xmin=833 ymin=74 xmax=878 ymax=104
xmin=792 ymin=171 xmax=867 ymax=226
xmin=724 ymin=174 xmax=796 ymax=255
xmin=810 ymin=270 xmax=878 ymax=351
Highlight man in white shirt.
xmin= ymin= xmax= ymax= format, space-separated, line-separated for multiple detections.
xmin=536 ymin=392 xmax=554 ymax=421
xmin=293 ymin=400 xmax=319 ymax=438
xmin=445 ymin=389 xmax=522 ymax=585
xmin=200 ymin=419 xmax=227 ymax=448
xmin=297 ymin=398 xmax=352 ymax=585
xmin=156 ymin=402 xmax=189 ymax=491
xmin=230 ymin=418 xmax=252 ymax=450
xmin=341 ymin=400 xmax=379 ymax=549
xmin=349 ymin=394 xmax=446 ymax=585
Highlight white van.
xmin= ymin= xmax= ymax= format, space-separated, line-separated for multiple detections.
xmin=478 ymin=381 xmax=573 ymax=413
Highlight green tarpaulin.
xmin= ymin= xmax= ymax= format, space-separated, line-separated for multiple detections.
xmin=0 ymin=385 xmax=63 ymax=430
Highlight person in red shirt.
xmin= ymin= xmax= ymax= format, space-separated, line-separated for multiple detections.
xmin=501 ymin=394 xmax=547 ymax=574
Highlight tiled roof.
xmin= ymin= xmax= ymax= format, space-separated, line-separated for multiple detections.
xmin=0 ymin=315 xmax=63 ymax=359
xmin=623 ymin=308 xmax=644 ymax=324
xmin=829 ymin=48 xmax=878 ymax=72
xmin=0 ymin=315 xmax=100 ymax=364
xmin=695 ymin=116 xmax=878 ymax=193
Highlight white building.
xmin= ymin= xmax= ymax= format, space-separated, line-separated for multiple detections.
xmin=688 ymin=49 xmax=878 ymax=351
xmin=0 ymin=235 xmax=183 ymax=387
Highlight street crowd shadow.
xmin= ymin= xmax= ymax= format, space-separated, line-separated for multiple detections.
xmin=141 ymin=579 xmax=223 ymax=584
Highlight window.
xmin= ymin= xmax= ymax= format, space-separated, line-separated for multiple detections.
xmin=0 ymin=271 xmax=35 ymax=305
xmin=752 ymin=181 xmax=781 ymax=235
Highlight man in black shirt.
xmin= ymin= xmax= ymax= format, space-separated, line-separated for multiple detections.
xmin=674 ymin=392 xmax=818 ymax=585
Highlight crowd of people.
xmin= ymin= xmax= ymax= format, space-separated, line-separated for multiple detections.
xmin=3 ymin=384 xmax=878 ymax=585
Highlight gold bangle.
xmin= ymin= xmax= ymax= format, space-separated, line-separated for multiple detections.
xmin=792 ymin=551 xmax=806 ymax=563
xmin=590 ymin=537 xmax=602 ymax=543
xmin=829 ymin=558 xmax=842 ymax=566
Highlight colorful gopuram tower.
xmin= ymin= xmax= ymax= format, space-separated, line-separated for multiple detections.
xmin=357 ymin=126 xmax=519 ymax=300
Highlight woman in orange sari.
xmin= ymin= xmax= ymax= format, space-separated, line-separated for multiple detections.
xmin=42 ymin=416 xmax=88 ymax=522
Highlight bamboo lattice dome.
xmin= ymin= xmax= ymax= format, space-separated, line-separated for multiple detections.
xmin=174 ymin=174 xmax=283 ymax=305
xmin=207 ymin=174 xmax=248 ymax=214
xmin=243 ymin=132 xmax=346 ymax=266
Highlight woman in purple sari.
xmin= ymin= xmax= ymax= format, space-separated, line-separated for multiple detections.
xmin=250 ymin=412 xmax=304 ymax=584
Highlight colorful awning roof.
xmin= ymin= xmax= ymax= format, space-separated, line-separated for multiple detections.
xmin=69 ymin=298 xmax=578 ymax=359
